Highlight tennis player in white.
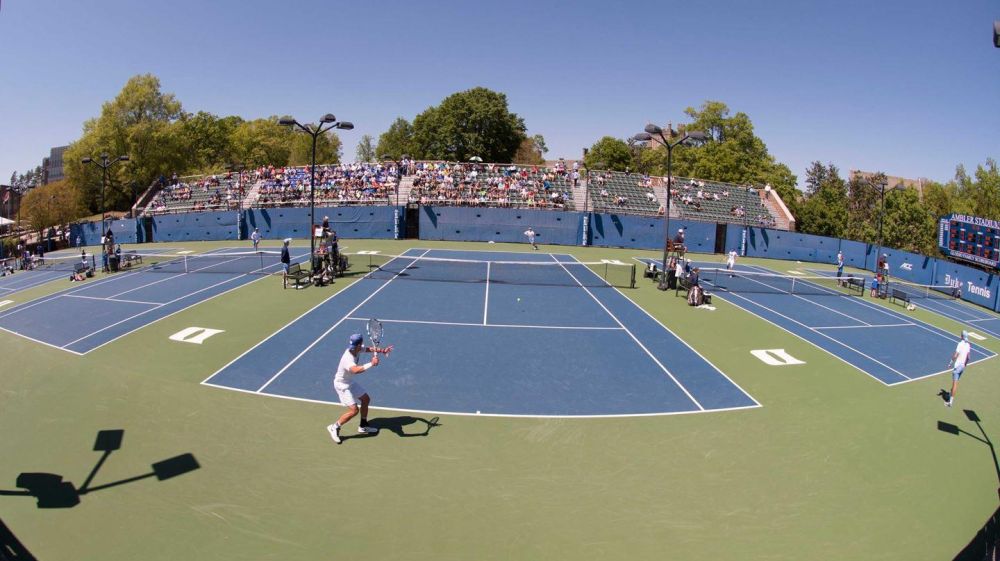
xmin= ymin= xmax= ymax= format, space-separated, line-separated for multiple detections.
xmin=328 ymin=333 xmax=393 ymax=443
xmin=524 ymin=227 xmax=538 ymax=250
xmin=726 ymin=249 xmax=737 ymax=271
xmin=945 ymin=331 xmax=972 ymax=407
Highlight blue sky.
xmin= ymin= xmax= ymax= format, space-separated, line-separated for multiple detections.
xmin=1 ymin=0 xmax=997 ymax=188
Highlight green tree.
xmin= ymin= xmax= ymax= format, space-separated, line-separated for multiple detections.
xmin=176 ymin=111 xmax=243 ymax=173
xmin=21 ymin=180 xmax=84 ymax=237
xmin=845 ymin=172 xmax=886 ymax=245
xmin=356 ymin=135 xmax=377 ymax=163
xmin=643 ymin=101 xmax=798 ymax=209
xmin=796 ymin=162 xmax=847 ymax=238
xmin=64 ymin=74 xmax=185 ymax=214
xmin=287 ymin=126 xmax=344 ymax=166
xmin=584 ymin=137 xmax=633 ymax=171
xmin=230 ymin=118 xmax=292 ymax=168
xmin=882 ymin=187 xmax=936 ymax=254
xmin=921 ymin=180 xmax=955 ymax=221
xmin=964 ymin=158 xmax=1000 ymax=219
xmin=513 ymin=137 xmax=544 ymax=165
xmin=411 ymin=87 xmax=526 ymax=162
xmin=376 ymin=117 xmax=415 ymax=160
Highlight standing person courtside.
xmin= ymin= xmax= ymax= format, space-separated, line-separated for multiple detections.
xmin=726 ymin=248 xmax=737 ymax=272
xmin=836 ymin=251 xmax=845 ymax=285
xmin=327 ymin=333 xmax=393 ymax=444
xmin=280 ymin=238 xmax=291 ymax=276
xmin=946 ymin=331 xmax=972 ymax=407
xmin=524 ymin=227 xmax=538 ymax=250
xmin=251 ymin=228 xmax=261 ymax=252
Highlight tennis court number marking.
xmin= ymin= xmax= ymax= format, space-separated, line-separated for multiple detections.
xmin=750 ymin=349 xmax=805 ymax=366
xmin=0 ymin=300 xmax=13 ymax=308
xmin=169 ymin=327 xmax=225 ymax=345
xmin=601 ymin=259 xmax=626 ymax=265
xmin=967 ymin=331 xmax=986 ymax=341
xmin=356 ymin=251 xmax=381 ymax=255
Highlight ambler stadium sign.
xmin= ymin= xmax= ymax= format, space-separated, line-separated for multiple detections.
xmin=939 ymin=213 xmax=1000 ymax=270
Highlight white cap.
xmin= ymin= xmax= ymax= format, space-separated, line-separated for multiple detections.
xmin=283 ymin=238 xmax=291 ymax=244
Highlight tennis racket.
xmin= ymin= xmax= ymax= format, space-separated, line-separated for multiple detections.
xmin=366 ymin=318 xmax=391 ymax=356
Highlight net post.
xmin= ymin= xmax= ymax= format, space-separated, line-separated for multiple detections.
xmin=629 ymin=264 xmax=635 ymax=288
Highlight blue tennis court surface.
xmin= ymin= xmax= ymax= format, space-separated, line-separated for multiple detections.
xmin=0 ymin=248 xmax=308 ymax=354
xmin=0 ymin=247 xmax=185 ymax=298
xmin=205 ymin=249 xmax=759 ymax=417
xmin=649 ymin=258 xmax=995 ymax=385
xmin=805 ymin=268 xmax=1000 ymax=340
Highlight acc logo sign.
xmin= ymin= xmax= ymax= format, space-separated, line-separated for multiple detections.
xmin=899 ymin=263 xmax=913 ymax=271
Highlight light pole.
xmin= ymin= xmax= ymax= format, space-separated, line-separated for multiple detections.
xmin=81 ymin=154 xmax=129 ymax=238
xmin=633 ymin=125 xmax=706 ymax=290
xmin=874 ymin=177 xmax=890 ymax=273
xmin=227 ymin=163 xmax=245 ymax=239
xmin=279 ymin=114 xmax=354 ymax=271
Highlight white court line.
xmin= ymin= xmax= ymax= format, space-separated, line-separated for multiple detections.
xmin=711 ymin=270 xmax=876 ymax=327
xmin=812 ymin=323 xmax=913 ymax=330
xmin=63 ymin=294 xmax=161 ymax=306
xmin=255 ymin=250 xmax=433 ymax=393
xmin=61 ymin=271 xmax=257 ymax=349
xmin=549 ymin=254 xmax=705 ymax=411
xmin=204 ymin=379 xmax=754 ymax=419
xmin=483 ymin=261 xmax=491 ymax=326
xmin=706 ymin=285 xmax=912 ymax=381
xmin=345 ymin=317 xmax=624 ymax=330
xmin=967 ymin=317 xmax=1000 ymax=323
xmin=0 ymin=324 xmax=85 ymax=356
xmin=0 ymin=270 xmax=146 ymax=320
xmin=105 ymin=252 xmax=306 ymax=299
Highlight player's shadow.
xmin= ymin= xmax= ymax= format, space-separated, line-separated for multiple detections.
xmin=938 ymin=411 xmax=1000 ymax=559
xmin=0 ymin=429 xmax=200 ymax=509
xmin=345 ymin=416 xmax=442 ymax=442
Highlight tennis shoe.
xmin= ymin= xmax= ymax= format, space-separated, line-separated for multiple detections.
xmin=357 ymin=426 xmax=379 ymax=435
xmin=945 ymin=400 xmax=953 ymax=408
xmin=327 ymin=424 xmax=342 ymax=444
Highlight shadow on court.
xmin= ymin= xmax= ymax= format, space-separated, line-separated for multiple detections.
xmin=937 ymin=410 xmax=1000 ymax=559
xmin=0 ymin=517 xmax=37 ymax=560
xmin=342 ymin=416 xmax=442 ymax=443
xmin=0 ymin=429 xmax=200 ymax=509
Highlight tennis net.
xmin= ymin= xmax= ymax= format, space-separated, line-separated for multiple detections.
xmin=26 ymin=254 xmax=97 ymax=272
xmin=886 ymin=279 xmax=958 ymax=300
xmin=698 ymin=268 xmax=866 ymax=296
xmin=121 ymin=251 xmax=296 ymax=275
xmin=346 ymin=253 xmax=636 ymax=288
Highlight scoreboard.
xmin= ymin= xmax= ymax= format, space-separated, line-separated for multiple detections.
xmin=939 ymin=213 xmax=1000 ymax=270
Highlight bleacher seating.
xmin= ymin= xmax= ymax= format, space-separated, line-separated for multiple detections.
xmin=671 ymin=177 xmax=775 ymax=227
xmin=408 ymin=162 xmax=575 ymax=210
xmin=140 ymin=160 xmax=784 ymax=229
xmin=587 ymin=171 xmax=660 ymax=215
xmin=146 ymin=172 xmax=248 ymax=215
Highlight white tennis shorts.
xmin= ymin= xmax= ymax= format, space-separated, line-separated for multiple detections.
xmin=335 ymin=381 xmax=367 ymax=406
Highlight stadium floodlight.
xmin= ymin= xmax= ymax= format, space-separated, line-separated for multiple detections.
xmin=82 ymin=153 xmax=130 ymax=237
xmin=280 ymin=113 xmax=355 ymax=270
xmin=632 ymin=124 xmax=706 ymax=290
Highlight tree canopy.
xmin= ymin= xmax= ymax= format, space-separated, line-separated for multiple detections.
xmin=410 ymin=88 xmax=526 ymax=162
